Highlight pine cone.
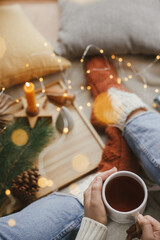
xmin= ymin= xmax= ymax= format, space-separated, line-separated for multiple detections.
xmin=11 ymin=168 xmax=41 ymax=204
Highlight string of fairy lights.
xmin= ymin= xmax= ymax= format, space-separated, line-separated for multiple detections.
xmin=1 ymin=43 xmax=160 ymax=224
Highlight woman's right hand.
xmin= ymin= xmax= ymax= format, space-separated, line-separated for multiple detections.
xmin=126 ymin=214 xmax=160 ymax=240
xmin=137 ymin=214 xmax=160 ymax=240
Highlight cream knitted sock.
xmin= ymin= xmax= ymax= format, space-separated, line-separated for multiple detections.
xmin=107 ymin=87 xmax=148 ymax=131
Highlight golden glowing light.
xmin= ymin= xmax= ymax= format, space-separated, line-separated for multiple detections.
xmin=16 ymin=99 xmax=19 ymax=103
xmin=8 ymin=219 xmax=16 ymax=227
xmin=0 ymin=37 xmax=7 ymax=58
xmin=58 ymin=58 xmax=62 ymax=63
xmin=86 ymin=70 xmax=91 ymax=74
xmin=80 ymin=58 xmax=84 ymax=63
xmin=117 ymin=77 xmax=122 ymax=84
xmin=79 ymin=105 xmax=83 ymax=110
xmin=87 ymin=102 xmax=91 ymax=107
xmin=68 ymin=80 xmax=71 ymax=84
xmin=44 ymin=42 xmax=48 ymax=47
xmin=153 ymin=103 xmax=157 ymax=108
xmin=72 ymin=154 xmax=89 ymax=172
xmin=63 ymin=127 xmax=69 ymax=134
xmin=156 ymin=55 xmax=160 ymax=60
xmin=109 ymin=75 xmax=113 ymax=79
xmin=2 ymin=87 xmax=5 ymax=91
xmin=100 ymin=49 xmax=104 ymax=53
xmin=127 ymin=62 xmax=132 ymax=67
xmin=155 ymin=88 xmax=159 ymax=93
xmin=26 ymin=82 xmax=30 ymax=87
xmin=68 ymin=86 xmax=72 ymax=89
xmin=63 ymin=93 xmax=68 ymax=97
xmin=39 ymin=77 xmax=43 ymax=82
xmin=42 ymin=89 xmax=45 ymax=93
xmin=5 ymin=189 xmax=11 ymax=196
xmin=111 ymin=55 xmax=116 ymax=60
xmin=47 ymin=179 xmax=54 ymax=187
xmin=87 ymin=86 xmax=91 ymax=90
xmin=128 ymin=75 xmax=132 ymax=79
xmin=124 ymin=77 xmax=128 ymax=81
xmin=81 ymin=86 xmax=84 ymax=90
xmin=56 ymin=107 xmax=61 ymax=112
xmin=11 ymin=129 xmax=29 ymax=146
xmin=69 ymin=183 xmax=80 ymax=195
xmin=38 ymin=177 xmax=48 ymax=188
xmin=144 ymin=84 xmax=147 ymax=89
xmin=118 ymin=58 xmax=123 ymax=62
xmin=25 ymin=63 xmax=29 ymax=68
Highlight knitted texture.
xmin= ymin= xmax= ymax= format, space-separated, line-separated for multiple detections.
xmin=75 ymin=217 xmax=107 ymax=240
xmin=85 ymin=56 xmax=140 ymax=173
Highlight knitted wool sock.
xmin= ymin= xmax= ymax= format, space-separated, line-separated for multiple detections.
xmin=86 ymin=56 xmax=147 ymax=131
xmin=85 ymin=56 xmax=140 ymax=173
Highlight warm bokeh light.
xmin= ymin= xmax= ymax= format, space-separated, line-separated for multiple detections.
xmin=5 ymin=189 xmax=11 ymax=196
xmin=69 ymin=183 xmax=81 ymax=195
xmin=117 ymin=77 xmax=122 ymax=84
xmin=38 ymin=177 xmax=48 ymax=188
xmin=47 ymin=179 xmax=54 ymax=187
xmin=8 ymin=219 xmax=16 ymax=227
xmin=63 ymin=127 xmax=69 ymax=134
xmin=153 ymin=103 xmax=157 ymax=108
xmin=87 ymin=86 xmax=91 ymax=90
xmin=111 ymin=55 xmax=116 ymax=60
xmin=11 ymin=129 xmax=29 ymax=146
xmin=72 ymin=154 xmax=89 ymax=172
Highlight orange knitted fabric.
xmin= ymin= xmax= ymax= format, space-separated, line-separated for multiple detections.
xmin=85 ymin=56 xmax=140 ymax=173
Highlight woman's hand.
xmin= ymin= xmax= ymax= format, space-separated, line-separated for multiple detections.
xmin=126 ymin=214 xmax=160 ymax=240
xmin=83 ymin=167 xmax=117 ymax=226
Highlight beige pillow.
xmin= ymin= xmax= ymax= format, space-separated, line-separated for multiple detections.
xmin=0 ymin=4 xmax=71 ymax=88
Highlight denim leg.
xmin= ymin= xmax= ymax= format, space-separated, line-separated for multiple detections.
xmin=123 ymin=111 xmax=160 ymax=185
xmin=0 ymin=192 xmax=84 ymax=240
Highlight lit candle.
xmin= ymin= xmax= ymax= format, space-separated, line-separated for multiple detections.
xmin=24 ymin=82 xmax=37 ymax=114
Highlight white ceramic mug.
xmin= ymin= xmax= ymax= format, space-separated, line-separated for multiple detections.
xmin=102 ymin=171 xmax=148 ymax=223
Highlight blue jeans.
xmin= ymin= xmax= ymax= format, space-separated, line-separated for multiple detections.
xmin=123 ymin=111 xmax=160 ymax=185
xmin=0 ymin=193 xmax=84 ymax=240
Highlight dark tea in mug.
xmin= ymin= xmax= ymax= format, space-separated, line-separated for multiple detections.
xmin=105 ymin=175 xmax=145 ymax=212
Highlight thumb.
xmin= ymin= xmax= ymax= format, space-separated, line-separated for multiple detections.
xmin=137 ymin=214 xmax=154 ymax=240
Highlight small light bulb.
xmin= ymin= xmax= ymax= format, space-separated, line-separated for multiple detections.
xmin=68 ymin=80 xmax=71 ymax=84
xmin=63 ymin=93 xmax=68 ymax=97
xmin=155 ymin=88 xmax=159 ymax=93
xmin=16 ymin=99 xmax=19 ymax=103
xmin=86 ymin=70 xmax=91 ymax=74
xmin=25 ymin=63 xmax=29 ymax=68
xmin=109 ymin=75 xmax=113 ymax=79
xmin=81 ymin=86 xmax=84 ymax=90
xmin=42 ymin=89 xmax=45 ymax=93
xmin=26 ymin=82 xmax=30 ymax=87
xmin=153 ymin=103 xmax=157 ymax=108
xmin=144 ymin=84 xmax=147 ymax=89
xmin=156 ymin=55 xmax=160 ymax=60
xmin=68 ymin=86 xmax=72 ymax=89
xmin=117 ymin=77 xmax=122 ymax=84
xmin=80 ymin=58 xmax=84 ymax=63
xmin=127 ymin=62 xmax=132 ymax=67
xmin=79 ymin=105 xmax=83 ymax=110
xmin=5 ymin=189 xmax=11 ymax=196
xmin=58 ymin=58 xmax=62 ymax=63
xmin=2 ymin=87 xmax=5 ymax=91
xmin=118 ymin=58 xmax=123 ymax=62
xmin=111 ymin=55 xmax=116 ymax=60
xmin=63 ymin=127 xmax=69 ymax=134
xmin=100 ymin=49 xmax=104 ymax=54
xmin=56 ymin=107 xmax=61 ymax=112
xmin=44 ymin=42 xmax=48 ymax=47
xmin=124 ymin=77 xmax=128 ymax=81
xmin=39 ymin=77 xmax=43 ymax=82
xmin=87 ymin=102 xmax=91 ymax=107
xmin=87 ymin=86 xmax=91 ymax=90
xmin=128 ymin=75 xmax=132 ymax=79
xmin=8 ymin=219 xmax=16 ymax=227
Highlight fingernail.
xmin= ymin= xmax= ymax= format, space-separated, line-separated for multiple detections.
xmin=137 ymin=214 xmax=143 ymax=221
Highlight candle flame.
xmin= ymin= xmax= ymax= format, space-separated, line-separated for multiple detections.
xmin=26 ymin=82 xmax=30 ymax=87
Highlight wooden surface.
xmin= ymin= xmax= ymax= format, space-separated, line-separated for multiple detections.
xmin=36 ymin=80 xmax=104 ymax=198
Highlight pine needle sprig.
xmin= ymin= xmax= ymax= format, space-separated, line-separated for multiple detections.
xmin=0 ymin=118 xmax=54 ymax=206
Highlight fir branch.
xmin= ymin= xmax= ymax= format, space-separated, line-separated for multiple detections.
xmin=0 ymin=118 xmax=54 ymax=206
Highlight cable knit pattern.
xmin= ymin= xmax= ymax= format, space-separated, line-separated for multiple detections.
xmin=75 ymin=217 xmax=107 ymax=240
